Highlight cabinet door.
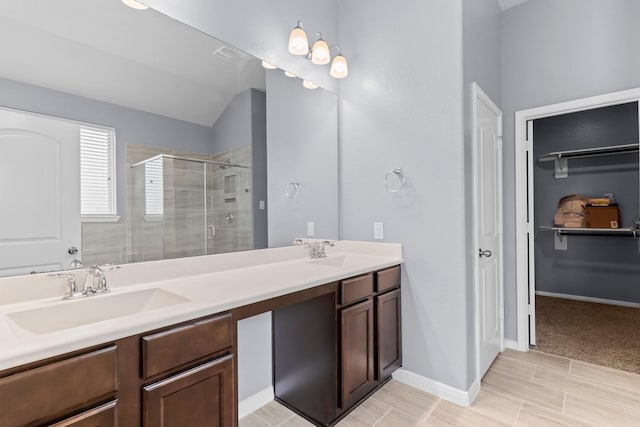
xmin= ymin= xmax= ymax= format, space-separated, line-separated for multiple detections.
xmin=376 ymin=289 xmax=402 ymax=379
xmin=49 ymin=401 xmax=117 ymax=427
xmin=143 ymin=355 xmax=234 ymax=427
xmin=340 ymin=298 xmax=374 ymax=409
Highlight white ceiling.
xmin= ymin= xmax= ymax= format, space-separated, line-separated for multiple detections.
xmin=497 ymin=0 xmax=529 ymax=11
xmin=0 ymin=0 xmax=265 ymax=126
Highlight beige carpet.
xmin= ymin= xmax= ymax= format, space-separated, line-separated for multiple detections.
xmin=535 ymin=295 xmax=640 ymax=374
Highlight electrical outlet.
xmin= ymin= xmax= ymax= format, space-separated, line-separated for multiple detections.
xmin=307 ymin=221 xmax=315 ymax=237
xmin=374 ymin=222 xmax=384 ymax=240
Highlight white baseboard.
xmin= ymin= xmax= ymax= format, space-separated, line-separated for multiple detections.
xmin=392 ymin=369 xmax=480 ymax=407
xmin=238 ymin=386 xmax=274 ymax=419
xmin=504 ymin=339 xmax=521 ymax=350
xmin=535 ymin=291 xmax=640 ymax=309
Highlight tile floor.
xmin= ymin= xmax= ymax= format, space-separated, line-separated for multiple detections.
xmin=240 ymin=349 xmax=640 ymax=426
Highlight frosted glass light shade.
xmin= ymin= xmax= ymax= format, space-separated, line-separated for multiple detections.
xmin=330 ymin=54 xmax=348 ymax=78
xmin=284 ymin=70 xmax=297 ymax=78
xmin=288 ymin=23 xmax=309 ymax=55
xmin=121 ymin=0 xmax=148 ymax=9
xmin=311 ymin=38 xmax=330 ymax=65
xmin=261 ymin=61 xmax=277 ymax=70
xmin=302 ymin=80 xmax=319 ymax=90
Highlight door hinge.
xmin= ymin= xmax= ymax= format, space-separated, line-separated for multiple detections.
xmin=528 ymin=304 xmax=534 ymax=316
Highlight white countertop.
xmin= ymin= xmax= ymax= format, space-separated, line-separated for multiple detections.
xmin=0 ymin=241 xmax=402 ymax=371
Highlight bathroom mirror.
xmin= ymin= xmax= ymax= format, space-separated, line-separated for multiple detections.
xmin=0 ymin=0 xmax=338 ymax=276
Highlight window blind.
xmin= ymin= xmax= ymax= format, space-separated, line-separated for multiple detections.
xmin=145 ymin=157 xmax=164 ymax=216
xmin=80 ymin=126 xmax=116 ymax=216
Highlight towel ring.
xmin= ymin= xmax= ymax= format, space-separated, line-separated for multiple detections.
xmin=384 ymin=168 xmax=406 ymax=192
xmin=285 ymin=182 xmax=300 ymax=199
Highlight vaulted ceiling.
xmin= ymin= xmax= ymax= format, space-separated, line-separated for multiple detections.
xmin=0 ymin=0 xmax=265 ymax=127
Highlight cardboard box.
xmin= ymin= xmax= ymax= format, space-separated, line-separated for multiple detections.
xmin=584 ymin=204 xmax=620 ymax=229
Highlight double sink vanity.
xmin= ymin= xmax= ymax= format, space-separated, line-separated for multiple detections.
xmin=0 ymin=241 xmax=403 ymax=427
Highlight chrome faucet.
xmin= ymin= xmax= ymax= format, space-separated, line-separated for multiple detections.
xmin=83 ymin=265 xmax=109 ymax=294
xmin=318 ymin=240 xmax=334 ymax=258
xmin=309 ymin=240 xmax=335 ymax=259
xmin=52 ymin=264 xmax=119 ymax=299
xmin=293 ymin=238 xmax=335 ymax=259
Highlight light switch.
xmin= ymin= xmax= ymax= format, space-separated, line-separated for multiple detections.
xmin=307 ymin=221 xmax=315 ymax=237
xmin=374 ymin=222 xmax=384 ymax=240
xmin=259 ymin=200 xmax=265 ymax=210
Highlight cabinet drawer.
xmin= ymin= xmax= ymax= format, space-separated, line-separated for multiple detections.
xmin=376 ymin=266 xmax=400 ymax=293
xmin=341 ymin=273 xmax=374 ymax=306
xmin=0 ymin=346 xmax=118 ymax=427
xmin=143 ymin=355 xmax=234 ymax=427
xmin=50 ymin=400 xmax=117 ymax=427
xmin=142 ymin=313 xmax=233 ymax=379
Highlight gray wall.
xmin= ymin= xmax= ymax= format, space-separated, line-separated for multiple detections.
xmin=251 ymin=90 xmax=268 ymax=250
xmin=144 ymin=0 xmax=339 ymax=92
xmin=211 ymin=90 xmax=255 ymax=154
xmin=463 ymin=0 xmax=502 ymax=380
xmin=211 ymin=88 xmax=268 ymax=249
xmin=0 ymin=76 xmax=214 ymax=219
xmin=237 ymin=312 xmax=272 ymax=401
xmin=339 ymin=0 xmax=474 ymax=390
xmin=502 ymin=0 xmax=640 ymax=340
xmin=266 ymin=71 xmax=339 ymax=247
xmin=534 ymin=102 xmax=640 ymax=302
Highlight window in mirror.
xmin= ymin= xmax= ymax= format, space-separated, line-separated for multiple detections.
xmin=144 ymin=157 xmax=164 ymax=217
xmin=80 ymin=125 xmax=117 ymax=220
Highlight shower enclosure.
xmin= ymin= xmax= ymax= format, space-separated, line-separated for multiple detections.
xmin=130 ymin=154 xmax=252 ymax=262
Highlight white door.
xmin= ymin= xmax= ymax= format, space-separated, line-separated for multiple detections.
xmin=472 ymin=83 xmax=504 ymax=379
xmin=0 ymin=108 xmax=81 ymax=276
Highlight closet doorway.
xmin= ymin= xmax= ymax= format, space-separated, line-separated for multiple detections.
xmin=515 ymin=88 xmax=640 ymax=373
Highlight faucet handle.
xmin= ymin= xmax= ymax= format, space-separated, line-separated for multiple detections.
xmin=49 ymin=272 xmax=83 ymax=299
xmin=318 ymin=240 xmax=335 ymax=258
xmin=93 ymin=264 xmax=120 ymax=293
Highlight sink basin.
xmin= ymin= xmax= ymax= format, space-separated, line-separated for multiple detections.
xmin=7 ymin=288 xmax=189 ymax=335
xmin=307 ymin=255 xmax=349 ymax=268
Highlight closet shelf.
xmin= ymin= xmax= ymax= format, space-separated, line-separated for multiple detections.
xmin=540 ymin=225 xmax=640 ymax=237
xmin=538 ymin=143 xmax=639 ymax=178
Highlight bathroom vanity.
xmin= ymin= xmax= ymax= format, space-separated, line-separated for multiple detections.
xmin=0 ymin=241 xmax=402 ymax=427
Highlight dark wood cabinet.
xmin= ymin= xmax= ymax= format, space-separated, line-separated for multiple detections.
xmin=0 ymin=346 xmax=118 ymax=427
xmin=49 ymin=401 xmax=117 ymax=427
xmin=0 ymin=312 xmax=235 ymax=427
xmin=273 ymin=265 xmax=402 ymax=426
xmin=143 ymin=355 xmax=234 ymax=427
xmin=376 ymin=288 xmax=402 ymax=380
xmin=340 ymin=298 xmax=375 ymax=409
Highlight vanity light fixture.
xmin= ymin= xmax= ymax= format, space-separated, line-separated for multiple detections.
xmin=121 ymin=0 xmax=149 ymax=10
xmin=284 ymin=70 xmax=297 ymax=78
xmin=288 ymin=21 xmax=309 ymax=55
xmin=302 ymin=80 xmax=319 ymax=90
xmin=261 ymin=60 xmax=278 ymax=70
xmin=288 ymin=21 xmax=348 ymax=79
xmin=310 ymin=34 xmax=330 ymax=65
xmin=329 ymin=47 xmax=349 ymax=79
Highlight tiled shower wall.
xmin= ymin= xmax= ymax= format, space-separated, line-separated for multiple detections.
xmin=81 ymin=143 xmax=252 ymax=266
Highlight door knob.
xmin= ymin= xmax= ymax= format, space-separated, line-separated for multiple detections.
xmin=68 ymin=246 xmax=78 ymax=255
xmin=478 ymin=248 xmax=492 ymax=258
